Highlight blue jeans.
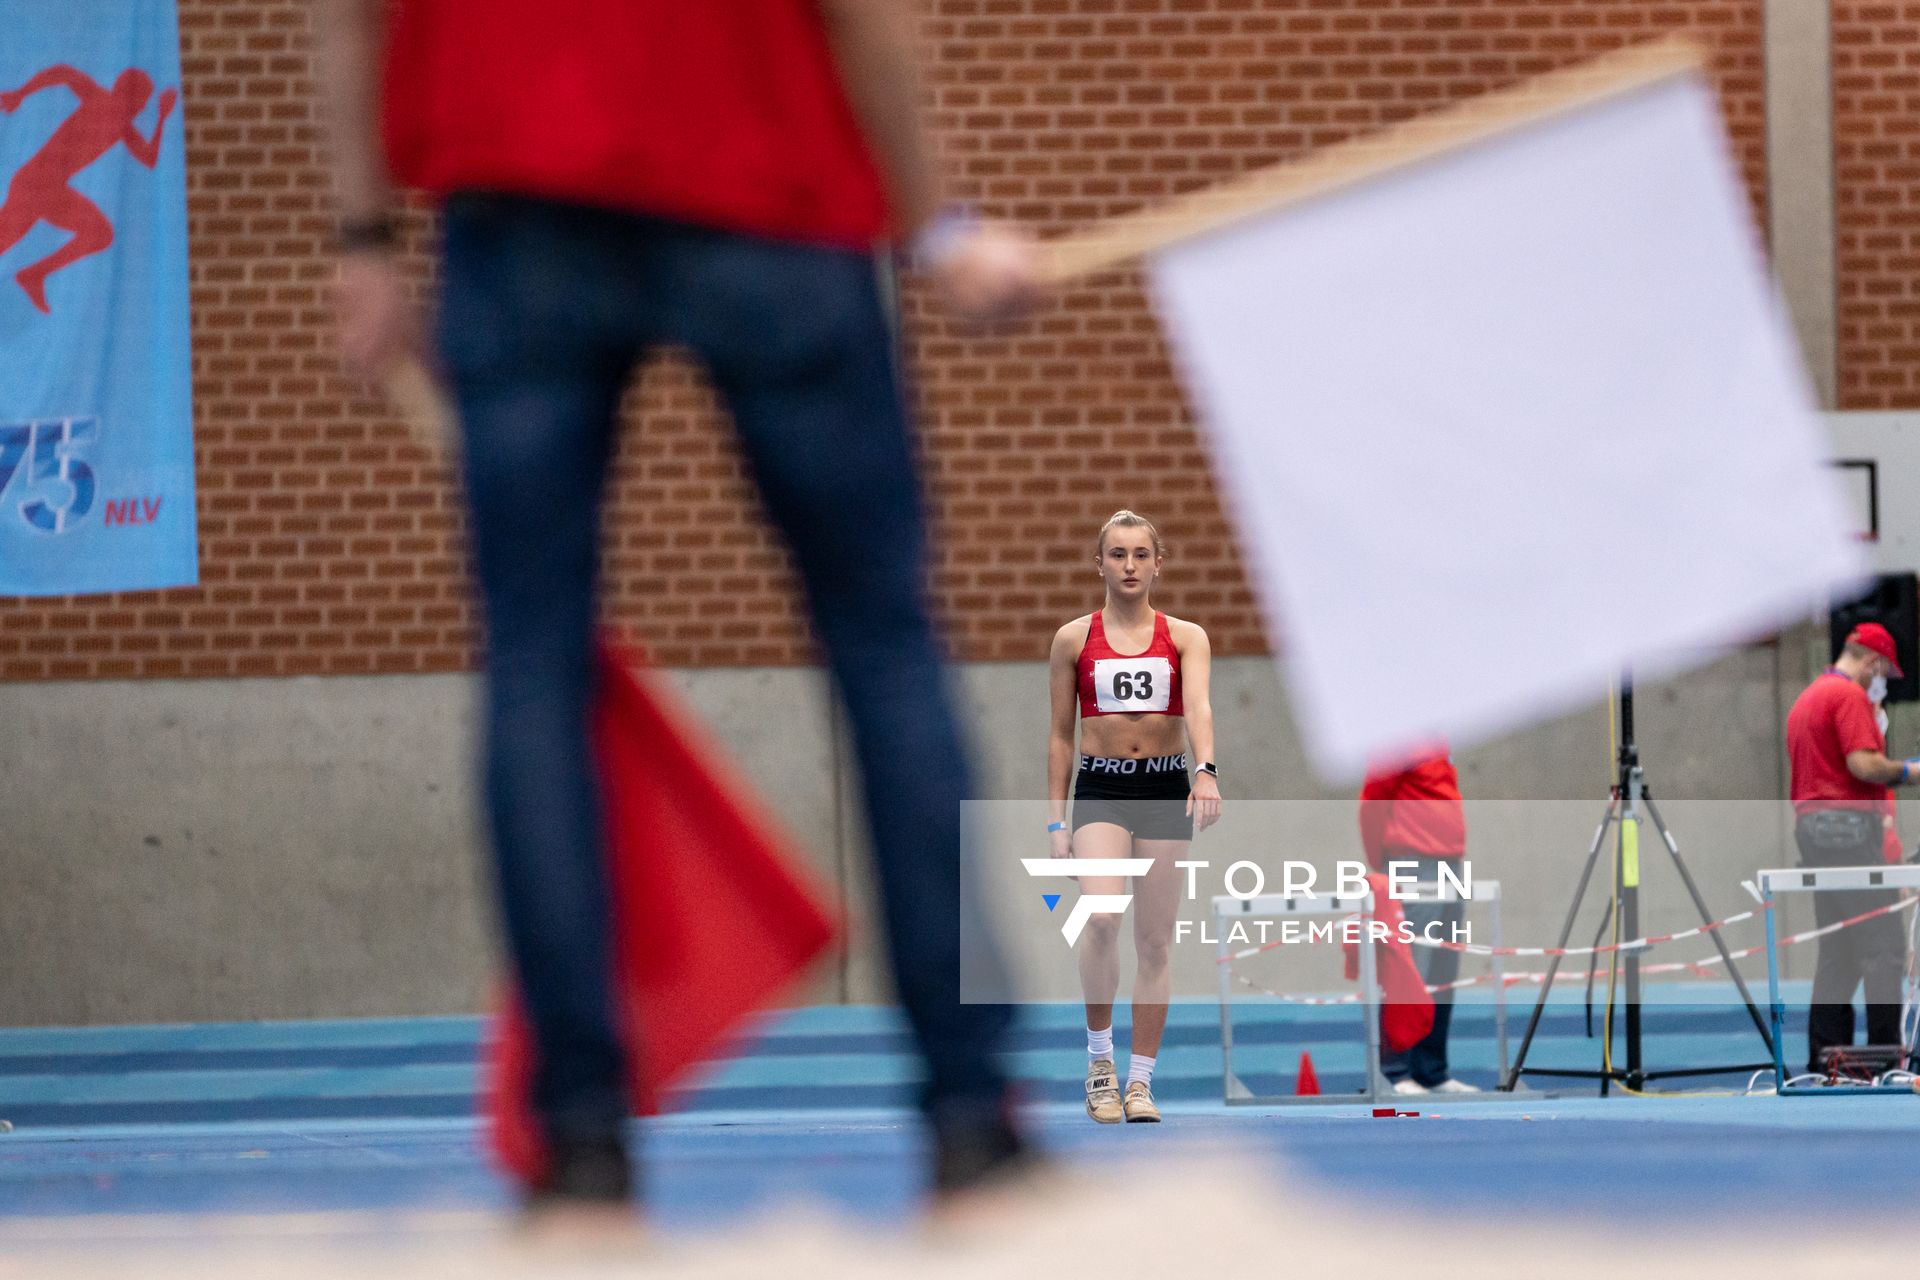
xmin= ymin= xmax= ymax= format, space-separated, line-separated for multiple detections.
xmin=1379 ymin=853 xmax=1462 ymax=1087
xmin=436 ymin=194 xmax=1012 ymax=1146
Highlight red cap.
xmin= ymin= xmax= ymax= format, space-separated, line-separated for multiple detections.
xmin=1848 ymin=622 xmax=1905 ymax=678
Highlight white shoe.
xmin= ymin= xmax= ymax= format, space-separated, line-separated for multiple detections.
xmin=1429 ymin=1078 xmax=1481 ymax=1094
xmin=1085 ymin=1060 xmax=1123 ymax=1124
xmin=1390 ymin=1079 xmax=1429 ymax=1096
xmin=1122 ymin=1080 xmax=1161 ymax=1123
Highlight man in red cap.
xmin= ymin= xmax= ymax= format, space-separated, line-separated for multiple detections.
xmin=1784 ymin=622 xmax=1920 ymax=1073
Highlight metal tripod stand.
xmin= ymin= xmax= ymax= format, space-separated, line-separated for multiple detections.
xmin=1500 ymin=675 xmax=1775 ymax=1094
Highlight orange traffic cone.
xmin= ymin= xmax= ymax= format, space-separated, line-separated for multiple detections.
xmin=1296 ymin=1051 xmax=1320 ymax=1096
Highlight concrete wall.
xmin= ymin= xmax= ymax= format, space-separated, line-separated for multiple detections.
xmin=1766 ymin=0 xmax=1837 ymax=407
xmin=0 ymin=666 xmax=842 ymax=1024
xmin=0 ymin=634 xmax=1848 ymax=1026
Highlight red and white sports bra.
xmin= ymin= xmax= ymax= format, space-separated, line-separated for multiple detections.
xmin=1077 ymin=611 xmax=1184 ymax=718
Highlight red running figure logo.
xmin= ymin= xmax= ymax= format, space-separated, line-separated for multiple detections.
xmin=0 ymin=66 xmax=176 ymax=314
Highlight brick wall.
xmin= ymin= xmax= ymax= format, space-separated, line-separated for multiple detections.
xmin=1835 ymin=2 xmax=1920 ymax=409
xmin=0 ymin=0 xmax=1769 ymax=680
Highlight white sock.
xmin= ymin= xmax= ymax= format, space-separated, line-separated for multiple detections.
xmin=1088 ymin=1025 xmax=1114 ymax=1061
xmin=1129 ymin=1054 xmax=1156 ymax=1087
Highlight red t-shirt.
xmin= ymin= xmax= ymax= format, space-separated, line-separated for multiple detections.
xmin=1785 ymin=672 xmax=1888 ymax=814
xmin=1358 ymin=751 xmax=1467 ymax=868
xmin=380 ymin=0 xmax=890 ymax=247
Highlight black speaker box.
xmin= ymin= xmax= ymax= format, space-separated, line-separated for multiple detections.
xmin=1830 ymin=572 xmax=1920 ymax=704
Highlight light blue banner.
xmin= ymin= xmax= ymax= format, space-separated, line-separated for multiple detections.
xmin=0 ymin=0 xmax=194 ymax=596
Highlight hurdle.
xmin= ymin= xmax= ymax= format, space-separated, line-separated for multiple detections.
xmin=1213 ymin=878 xmax=1508 ymax=1105
xmin=1759 ymin=863 xmax=1920 ymax=1095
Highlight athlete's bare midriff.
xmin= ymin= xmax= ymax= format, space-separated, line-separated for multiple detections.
xmin=1077 ymin=711 xmax=1186 ymax=760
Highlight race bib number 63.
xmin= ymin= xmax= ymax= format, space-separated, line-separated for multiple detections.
xmin=1093 ymin=656 xmax=1172 ymax=714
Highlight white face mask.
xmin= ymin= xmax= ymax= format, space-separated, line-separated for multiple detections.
xmin=1871 ymin=674 xmax=1889 ymax=705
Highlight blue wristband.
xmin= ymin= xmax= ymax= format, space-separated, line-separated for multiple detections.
xmin=1046 ymin=821 xmax=1067 ymax=834
xmin=909 ymin=204 xmax=980 ymax=273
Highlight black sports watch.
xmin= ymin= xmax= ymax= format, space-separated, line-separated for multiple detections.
xmin=335 ymin=212 xmax=402 ymax=254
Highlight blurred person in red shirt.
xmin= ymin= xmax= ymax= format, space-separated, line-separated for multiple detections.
xmin=1359 ymin=746 xmax=1473 ymax=1094
xmin=317 ymin=0 xmax=1044 ymax=1218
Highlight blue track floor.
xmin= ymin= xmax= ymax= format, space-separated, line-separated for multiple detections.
xmin=2 ymin=988 xmax=1916 ymax=1231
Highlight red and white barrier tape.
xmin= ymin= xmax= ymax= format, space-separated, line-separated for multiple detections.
xmin=1223 ymin=893 xmax=1918 ymax=965
xmin=1225 ymin=909 xmax=1761 ymax=964
xmin=1412 ymin=911 xmax=1758 ymax=959
xmin=1225 ymin=894 xmax=1920 ymax=1005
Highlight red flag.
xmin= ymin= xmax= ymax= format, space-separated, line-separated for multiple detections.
xmin=487 ymin=638 xmax=840 ymax=1183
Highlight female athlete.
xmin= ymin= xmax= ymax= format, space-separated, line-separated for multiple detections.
xmin=1047 ymin=509 xmax=1221 ymax=1123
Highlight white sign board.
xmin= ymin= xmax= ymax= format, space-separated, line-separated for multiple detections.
xmin=1146 ymin=73 xmax=1865 ymax=778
